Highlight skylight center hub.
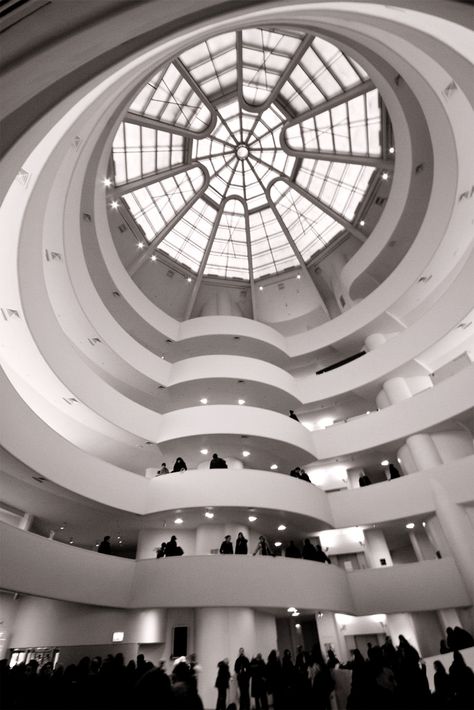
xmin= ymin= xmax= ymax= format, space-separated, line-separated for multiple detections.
xmin=236 ymin=144 xmax=249 ymax=160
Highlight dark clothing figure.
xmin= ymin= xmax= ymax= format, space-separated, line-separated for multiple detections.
xmin=235 ymin=651 xmax=251 ymax=710
xmin=433 ymin=661 xmax=451 ymax=709
xmin=219 ymin=536 xmax=233 ymax=554
xmin=250 ymin=655 xmax=268 ymax=710
xmin=172 ymin=457 xmax=187 ymax=472
xmin=98 ymin=536 xmax=111 ymax=554
xmin=285 ymin=541 xmax=301 ymax=559
xmin=388 ymin=463 xmax=400 ymax=479
xmin=449 ymin=650 xmax=474 ymax=709
xmin=235 ymin=533 xmax=248 ymax=555
xmin=382 ymin=636 xmax=397 ymax=668
xmin=326 ymin=649 xmax=340 ymax=669
xmin=281 ymin=650 xmax=296 ymax=707
xmin=299 ymin=469 xmax=310 ymax=482
xmin=253 ymin=536 xmax=273 ymax=556
xmin=289 ymin=410 xmax=300 ymax=421
xmin=453 ymin=626 xmax=474 ymax=650
xmin=210 ymin=453 xmax=228 ymax=469
xmin=302 ymin=539 xmax=318 ymax=561
xmin=172 ymin=661 xmax=204 ymax=710
xmin=165 ymin=535 xmax=183 ymax=556
xmin=359 ymin=474 xmax=372 ymax=487
xmin=290 ymin=467 xmax=301 ymax=478
xmin=440 ymin=639 xmax=450 ymax=654
xmin=156 ymin=542 xmax=167 ymax=558
xmin=215 ymin=660 xmax=230 ymax=710
xmin=266 ymin=651 xmax=282 ymax=709
xmin=314 ymin=544 xmax=331 ymax=564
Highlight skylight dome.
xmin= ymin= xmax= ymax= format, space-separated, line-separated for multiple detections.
xmin=112 ymin=28 xmax=392 ymax=281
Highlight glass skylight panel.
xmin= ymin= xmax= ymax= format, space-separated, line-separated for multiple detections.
xmin=270 ymin=182 xmax=342 ymax=260
xmin=296 ymin=160 xmax=374 ymax=220
xmin=180 ymin=33 xmax=237 ymax=100
xmin=241 ymin=29 xmax=302 ymax=106
xmin=158 ymin=199 xmax=217 ymax=271
xmin=122 ymin=167 xmax=204 ymax=242
xmin=313 ymin=37 xmax=361 ymax=89
xmin=204 ymin=201 xmax=249 ymax=279
xmin=249 ymin=208 xmax=298 ymax=277
xmin=112 ymin=122 xmax=184 ymax=185
xmin=115 ymin=28 xmax=389 ymax=282
xmin=129 ymin=64 xmax=212 ymax=133
xmin=284 ymin=88 xmax=382 ymax=158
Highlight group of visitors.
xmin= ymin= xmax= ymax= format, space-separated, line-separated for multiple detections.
xmin=0 ymin=652 xmax=203 ymax=710
xmin=289 ymin=467 xmax=310 ymax=482
xmin=216 ymin=645 xmax=334 ymax=710
xmin=156 ymin=458 xmax=188 ymax=476
xmin=359 ymin=463 xmax=400 ymax=487
xmin=156 ymin=536 xmax=184 ymax=558
xmin=285 ymin=540 xmax=331 ymax=563
xmin=440 ymin=626 xmax=474 ymax=654
xmin=341 ymin=635 xmax=474 ymax=710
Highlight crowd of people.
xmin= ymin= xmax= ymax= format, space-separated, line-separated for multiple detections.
xmin=1 ymin=637 xmax=473 ymax=710
xmin=0 ymin=653 xmax=203 ymax=710
xmin=440 ymin=627 xmax=474 ymax=654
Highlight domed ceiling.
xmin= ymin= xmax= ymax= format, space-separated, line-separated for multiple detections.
xmin=112 ymin=28 xmax=392 ymax=281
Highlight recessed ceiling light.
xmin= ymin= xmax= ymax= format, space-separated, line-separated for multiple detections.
xmin=274 ymin=541 xmax=282 ymax=547
xmin=248 ymin=515 xmax=257 ymax=522
xmin=295 ymin=623 xmax=301 ymax=629
xmin=200 ymin=398 xmax=208 ymax=404
xmin=110 ymin=200 xmax=119 ymax=209
xmin=187 ymin=277 xmax=192 ymax=283
xmin=359 ymin=220 xmax=365 ymax=226
xmin=296 ymin=274 xmax=301 ymax=280
xmin=405 ymin=522 xmax=415 ymax=529
xmin=287 ymin=607 xmax=296 ymax=613
xmin=422 ymin=521 xmax=427 ymax=528
xmin=381 ymin=459 xmax=389 ymax=466
xmin=366 ymin=411 xmax=371 ymax=415
xmin=277 ymin=525 xmax=286 ymax=531
xmin=382 ymin=172 xmax=389 ymax=180
xmin=389 ymin=146 xmax=395 ymax=154
xmin=137 ymin=242 xmax=144 ymax=249
xmin=270 ymin=464 xmax=278 ymax=470
xmin=103 ymin=177 xmax=112 ymax=187
xmin=259 ymin=286 xmax=263 ymax=291
xmin=174 ymin=518 xmax=183 ymax=525
xmin=69 ymin=538 xmax=74 ymax=545
xmin=204 ymin=511 xmax=214 ymax=519
xmin=200 ymin=448 xmax=208 ymax=455
xmin=292 ymin=611 xmax=300 ymax=617
xmin=151 ymin=255 xmax=157 ymax=261
xmin=238 ymin=399 xmax=245 ymax=405
xmin=242 ymin=450 xmax=250 ymax=457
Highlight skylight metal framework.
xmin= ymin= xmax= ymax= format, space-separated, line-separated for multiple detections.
xmin=112 ymin=27 xmax=393 ymax=284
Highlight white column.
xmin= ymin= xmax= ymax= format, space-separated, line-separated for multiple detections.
xmin=437 ymin=608 xmax=462 ymax=634
xmin=18 ymin=513 xmax=33 ymax=531
xmin=383 ymin=377 xmax=412 ymax=404
xmin=408 ymin=531 xmax=424 ymax=561
xmin=195 ymin=607 xmax=257 ymax=709
xmin=316 ymin=611 xmax=348 ymax=662
xmin=363 ymin=528 xmax=393 ymax=568
xmin=406 ymin=434 xmax=442 ymax=471
xmin=364 ymin=333 xmax=386 ymax=351
xmin=431 ymin=480 xmax=474 ymax=605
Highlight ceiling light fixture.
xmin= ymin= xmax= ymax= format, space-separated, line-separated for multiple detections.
xmin=110 ymin=200 xmax=119 ymax=209
xmin=137 ymin=242 xmax=144 ymax=249
xmin=381 ymin=460 xmax=389 ymax=466
xmin=205 ymin=511 xmax=214 ymax=519
xmin=295 ymin=623 xmax=301 ymax=629
xmin=405 ymin=522 xmax=415 ymax=529
xmin=296 ymin=274 xmax=301 ymax=280
xmin=187 ymin=277 xmax=192 ymax=283
xmin=103 ymin=177 xmax=112 ymax=187
xmin=200 ymin=448 xmax=208 ymax=455
xmin=359 ymin=220 xmax=365 ymax=226
xmin=274 ymin=541 xmax=282 ymax=547
xmin=382 ymin=171 xmax=389 ymax=180
xmin=270 ymin=464 xmax=278 ymax=470
xmin=242 ymin=450 xmax=250 ymax=457
xmin=277 ymin=525 xmax=286 ymax=531
xmin=292 ymin=611 xmax=300 ymax=617
xmin=151 ymin=255 xmax=157 ymax=261
xmin=259 ymin=286 xmax=263 ymax=291
xmin=200 ymin=398 xmax=208 ymax=404
xmin=389 ymin=146 xmax=395 ymax=154
xmin=174 ymin=518 xmax=183 ymax=525
xmin=238 ymin=399 xmax=245 ymax=405
xmin=248 ymin=515 xmax=257 ymax=522
xmin=287 ymin=607 xmax=297 ymax=613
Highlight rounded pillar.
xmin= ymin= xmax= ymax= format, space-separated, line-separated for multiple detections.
xmin=383 ymin=377 xmax=412 ymax=405
xmin=363 ymin=528 xmax=393 ymax=568
xmin=364 ymin=333 xmax=387 ymax=351
xmin=195 ymin=607 xmax=257 ymax=709
xmin=406 ymin=434 xmax=442 ymax=471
